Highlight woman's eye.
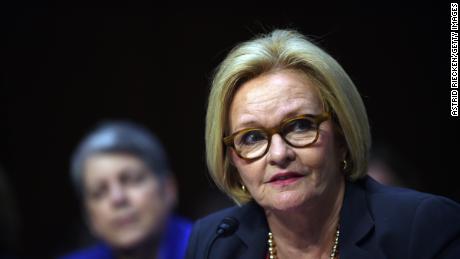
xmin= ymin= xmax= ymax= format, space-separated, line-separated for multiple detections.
xmin=239 ymin=131 xmax=266 ymax=145
xmin=285 ymin=118 xmax=314 ymax=133
xmin=122 ymin=171 xmax=146 ymax=185
xmin=88 ymin=186 xmax=106 ymax=200
xmin=131 ymin=173 xmax=146 ymax=183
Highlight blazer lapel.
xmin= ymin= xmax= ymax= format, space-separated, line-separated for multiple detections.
xmin=234 ymin=201 xmax=269 ymax=259
xmin=339 ymin=178 xmax=375 ymax=259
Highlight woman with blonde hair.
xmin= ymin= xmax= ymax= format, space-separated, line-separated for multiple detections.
xmin=186 ymin=29 xmax=460 ymax=259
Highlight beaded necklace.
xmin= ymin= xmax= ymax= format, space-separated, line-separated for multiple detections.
xmin=267 ymin=224 xmax=340 ymax=259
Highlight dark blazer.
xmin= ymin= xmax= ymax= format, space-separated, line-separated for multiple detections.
xmin=186 ymin=177 xmax=460 ymax=259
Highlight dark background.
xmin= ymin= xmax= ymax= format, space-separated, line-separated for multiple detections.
xmin=1 ymin=2 xmax=457 ymax=258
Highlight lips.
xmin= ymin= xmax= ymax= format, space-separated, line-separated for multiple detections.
xmin=113 ymin=213 xmax=138 ymax=228
xmin=268 ymin=172 xmax=304 ymax=186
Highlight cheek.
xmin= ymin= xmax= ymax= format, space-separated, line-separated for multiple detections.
xmin=298 ymin=132 xmax=340 ymax=174
xmin=87 ymin=201 xmax=104 ymax=219
xmin=230 ymin=150 xmax=248 ymax=181
xmin=134 ymin=182 xmax=168 ymax=222
xmin=86 ymin=202 xmax=110 ymax=234
xmin=298 ymin=148 xmax=329 ymax=169
xmin=134 ymin=184 xmax=170 ymax=237
xmin=229 ymin=149 xmax=240 ymax=167
xmin=132 ymin=182 xmax=162 ymax=209
xmin=232 ymin=151 xmax=265 ymax=188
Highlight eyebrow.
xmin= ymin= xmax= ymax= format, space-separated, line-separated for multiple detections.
xmin=232 ymin=118 xmax=260 ymax=131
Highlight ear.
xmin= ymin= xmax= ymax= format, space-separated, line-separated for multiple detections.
xmin=340 ymin=147 xmax=348 ymax=161
xmin=162 ymin=174 xmax=178 ymax=210
xmin=333 ymin=132 xmax=348 ymax=161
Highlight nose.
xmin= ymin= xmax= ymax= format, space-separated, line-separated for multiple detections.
xmin=108 ymin=184 xmax=128 ymax=208
xmin=267 ymin=134 xmax=295 ymax=166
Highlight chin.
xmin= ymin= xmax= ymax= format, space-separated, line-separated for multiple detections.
xmin=111 ymin=229 xmax=151 ymax=250
xmin=268 ymin=190 xmax=309 ymax=211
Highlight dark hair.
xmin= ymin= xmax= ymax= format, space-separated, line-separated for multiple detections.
xmin=71 ymin=121 xmax=171 ymax=197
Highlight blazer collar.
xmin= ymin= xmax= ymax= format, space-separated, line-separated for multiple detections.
xmin=233 ymin=201 xmax=269 ymax=259
xmin=339 ymin=177 xmax=375 ymax=258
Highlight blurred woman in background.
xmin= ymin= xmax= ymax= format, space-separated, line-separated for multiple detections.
xmin=60 ymin=121 xmax=191 ymax=259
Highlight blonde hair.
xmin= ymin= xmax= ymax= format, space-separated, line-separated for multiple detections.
xmin=206 ymin=29 xmax=371 ymax=205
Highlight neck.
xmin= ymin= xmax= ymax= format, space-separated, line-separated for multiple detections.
xmin=265 ymin=177 xmax=345 ymax=258
xmin=115 ymin=235 xmax=160 ymax=259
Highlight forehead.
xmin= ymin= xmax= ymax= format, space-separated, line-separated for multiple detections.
xmin=82 ymin=153 xmax=146 ymax=182
xmin=229 ymin=69 xmax=323 ymax=129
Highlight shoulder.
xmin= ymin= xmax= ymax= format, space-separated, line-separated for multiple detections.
xmin=185 ymin=203 xmax=259 ymax=259
xmin=168 ymin=214 xmax=193 ymax=233
xmin=191 ymin=201 xmax=263 ymax=232
xmin=350 ymin=177 xmax=460 ymax=258
xmin=195 ymin=205 xmax=242 ymax=226
xmin=189 ymin=205 xmax=243 ymax=242
xmin=357 ymin=176 xmax=460 ymax=219
xmin=57 ymin=243 xmax=112 ymax=259
xmin=160 ymin=215 xmax=194 ymax=259
xmin=163 ymin=215 xmax=193 ymax=244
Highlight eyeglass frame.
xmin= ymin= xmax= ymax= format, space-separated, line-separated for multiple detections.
xmin=223 ymin=112 xmax=331 ymax=161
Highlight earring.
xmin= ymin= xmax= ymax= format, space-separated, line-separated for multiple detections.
xmin=241 ymin=185 xmax=246 ymax=191
xmin=342 ymin=159 xmax=348 ymax=171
